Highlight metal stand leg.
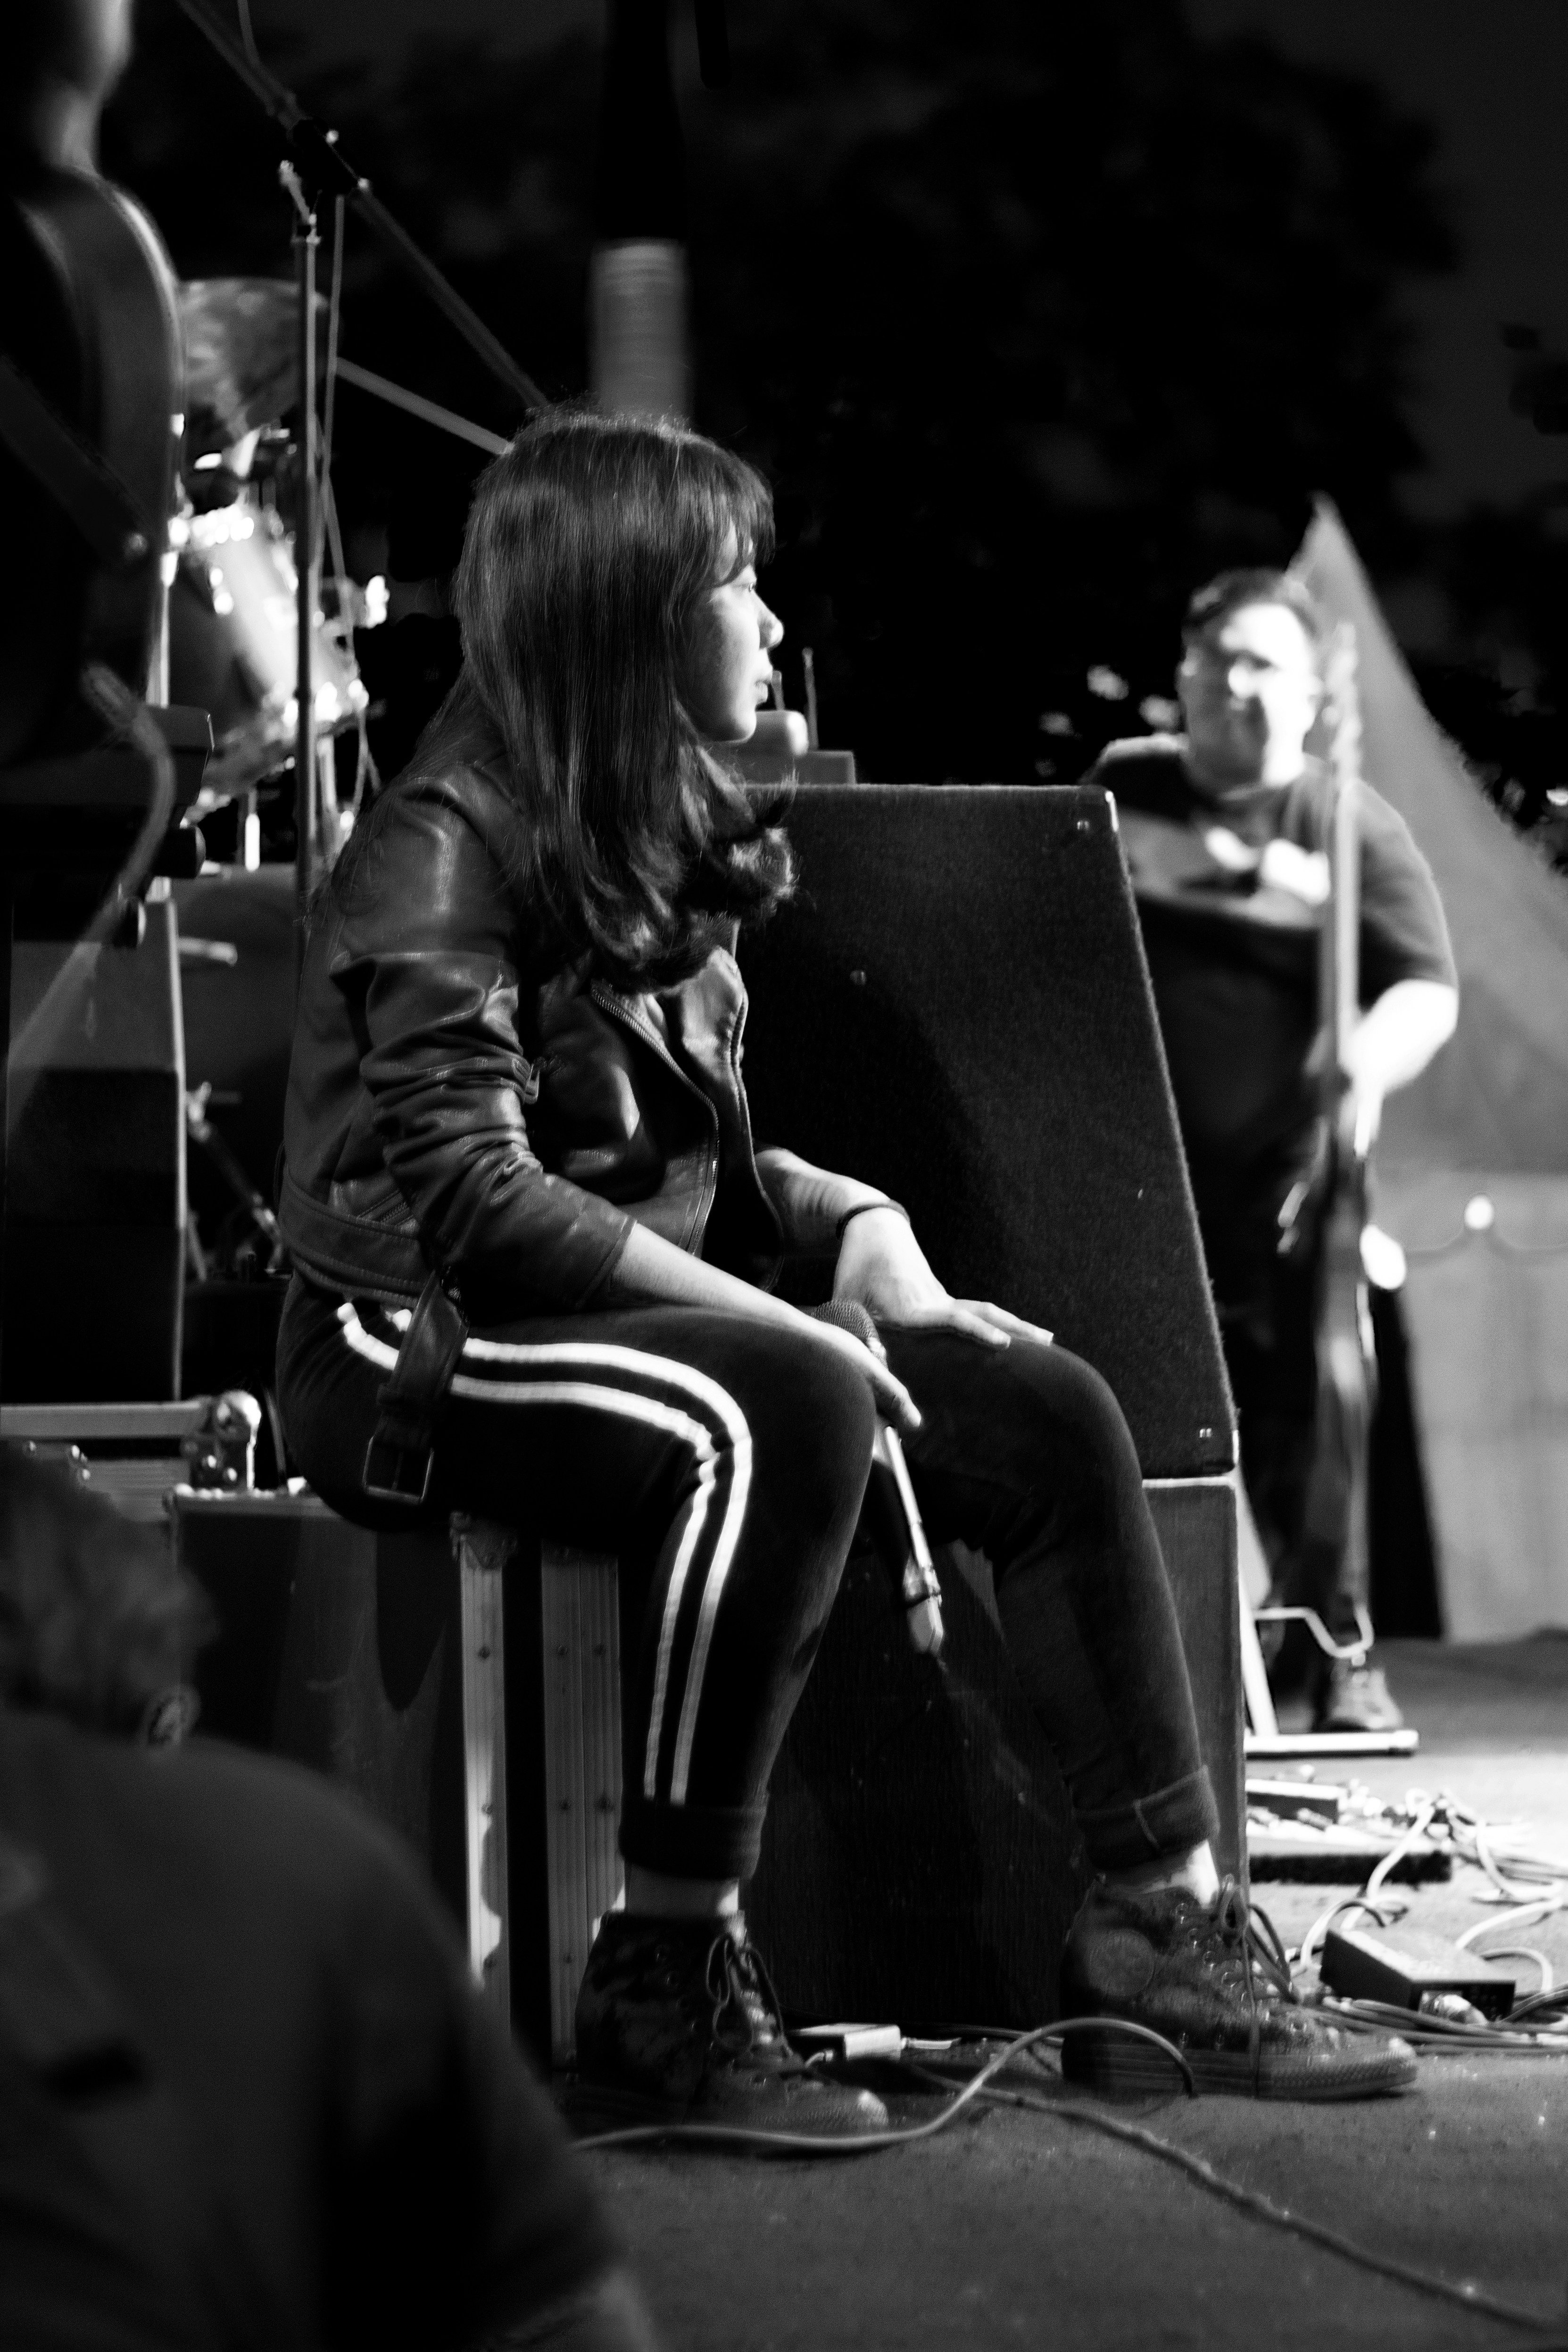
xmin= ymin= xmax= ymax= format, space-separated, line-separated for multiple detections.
xmin=454 ymin=1515 xmax=512 ymax=2027
xmin=1237 ymin=1568 xmax=1280 ymax=1740
xmin=1233 ymin=1472 xmax=1279 ymax=1739
xmin=540 ymin=1545 xmax=622 ymax=2065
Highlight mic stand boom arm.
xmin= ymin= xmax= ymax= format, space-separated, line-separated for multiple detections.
xmin=168 ymin=0 xmax=547 ymax=414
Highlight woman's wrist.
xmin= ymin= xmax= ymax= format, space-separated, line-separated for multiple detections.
xmin=834 ymin=1197 xmax=910 ymax=1244
xmin=755 ymin=1150 xmax=902 ymax=1256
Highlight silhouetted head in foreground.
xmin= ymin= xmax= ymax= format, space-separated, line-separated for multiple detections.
xmin=0 ymin=1444 xmax=207 ymax=1734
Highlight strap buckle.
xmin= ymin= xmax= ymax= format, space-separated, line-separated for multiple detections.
xmin=362 ymin=1429 xmax=435 ymax=1506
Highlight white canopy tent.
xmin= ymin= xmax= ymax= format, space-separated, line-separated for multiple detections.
xmin=1297 ymin=503 xmax=1568 ymax=1638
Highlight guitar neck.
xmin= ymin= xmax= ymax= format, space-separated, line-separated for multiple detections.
xmin=1321 ymin=623 xmax=1362 ymax=1141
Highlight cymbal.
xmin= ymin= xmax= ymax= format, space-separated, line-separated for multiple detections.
xmin=180 ymin=277 xmax=327 ymax=456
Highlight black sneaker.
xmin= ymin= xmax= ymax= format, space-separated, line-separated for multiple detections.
xmin=1315 ymin=1656 xmax=1405 ymax=1735
xmin=1060 ymin=1878 xmax=1418 ymax=2101
xmin=573 ymin=1913 xmax=889 ymax=2136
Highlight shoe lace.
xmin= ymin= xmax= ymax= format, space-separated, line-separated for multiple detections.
xmin=1210 ymin=1877 xmax=1296 ymax=2091
xmin=704 ymin=1929 xmax=790 ymax=2061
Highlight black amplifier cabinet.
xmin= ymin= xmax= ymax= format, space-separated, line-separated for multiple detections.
xmin=741 ymin=784 xmax=1243 ymax=2028
xmin=3 ymin=892 xmax=184 ymax=1400
xmin=172 ymin=1491 xmax=559 ymax=2069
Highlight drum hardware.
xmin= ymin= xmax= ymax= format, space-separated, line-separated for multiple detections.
xmin=332 ymin=357 xmax=510 ymax=460
xmin=169 ymin=485 xmax=369 ymax=810
xmin=168 ymin=0 xmax=546 ymax=413
xmin=184 ymin=1080 xmax=288 ymax=1280
xmin=0 ymin=1394 xmax=263 ymax=1515
xmin=159 ymin=0 xmax=552 ymax=912
xmin=161 ymin=0 xmax=552 ymax=910
xmin=170 ymin=265 xmax=379 ymax=871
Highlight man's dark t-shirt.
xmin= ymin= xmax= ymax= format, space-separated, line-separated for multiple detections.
xmin=1090 ymin=736 xmax=1455 ymax=1206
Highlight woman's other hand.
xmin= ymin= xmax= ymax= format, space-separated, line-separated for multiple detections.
xmin=606 ymin=1218 xmax=924 ymax=1433
xmin=832 ymin=1208 xmax=1054 ymax=1351
xmin=796 ymin=1310 xmax=923 ymax=1435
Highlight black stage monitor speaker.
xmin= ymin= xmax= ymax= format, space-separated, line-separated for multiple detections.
xmin=743 ymin=784 xmax=1232 ymax=1475
xmin=740 ymin=784 xmax=1241 ymax=2027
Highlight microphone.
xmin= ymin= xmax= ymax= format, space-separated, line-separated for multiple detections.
xmin=807 ymin=1300 xmax=944 ymax=1657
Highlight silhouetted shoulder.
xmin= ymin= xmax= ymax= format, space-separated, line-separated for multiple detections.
xmin=0 ymin=1707 xmax=453 ymax=1967
xmin=1085 ymin=734 xmax=1192 ymax=814
xmin=1093 ymin=731 xmax=1187 ymax=769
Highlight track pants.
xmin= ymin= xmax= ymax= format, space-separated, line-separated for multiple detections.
xmin=278 ymin=1278 xmax=1216 ymax=1883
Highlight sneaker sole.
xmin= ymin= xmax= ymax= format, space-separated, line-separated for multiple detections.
xmin=1061 ymin=2026 xmax=1419 ymax=2103
xmin=563 ymin=2073 xmax=890 ymax=2139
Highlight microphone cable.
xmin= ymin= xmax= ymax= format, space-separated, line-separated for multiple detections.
xmin=574 ymin=2020 xmax=1568 ymax=2341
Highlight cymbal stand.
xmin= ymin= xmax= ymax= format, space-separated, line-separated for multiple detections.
xmin=280 ymin=162 xmax=319 ymax=947
xmin=169 ymin=0 xmax=545 ymax=413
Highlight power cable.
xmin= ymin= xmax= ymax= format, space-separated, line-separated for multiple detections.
xmin=572 ymin=2020 xmax=1193 ymax=2158
xmin=1289 ymin=1792 xmax=1568 ymax=2054
xmin=579 ymin=2025 xmax=1568 ymax=2341
xmin=987 ymin=2068 xmax=1568 ymax=2341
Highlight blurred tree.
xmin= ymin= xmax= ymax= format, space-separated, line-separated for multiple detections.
xmin=688 ymin=0 xmax=1453 ymax=777
xmin=102 ymin=0 xmax=1455 ymax=783
xmin=1411 ymin=493 xmax=1568 ymax=868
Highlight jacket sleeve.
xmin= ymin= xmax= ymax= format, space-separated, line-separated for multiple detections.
xmin=338 ymin=780 xmax=636 ymax=1315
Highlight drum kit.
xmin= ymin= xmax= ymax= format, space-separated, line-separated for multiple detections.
xmin=169 ymin=276 xmax=372 ymax=862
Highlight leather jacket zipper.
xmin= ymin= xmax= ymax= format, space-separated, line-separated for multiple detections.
xmin=587 ymin=981 xmax=721 ymax=1240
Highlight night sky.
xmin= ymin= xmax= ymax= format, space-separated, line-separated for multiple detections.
xmin=122 ymin=1 xmax=1568 ymax=805
xmin=238 ymin=0 xmax=1568 ymax=522
xmin=1192 ymin=0 xmax=1568 ymax=519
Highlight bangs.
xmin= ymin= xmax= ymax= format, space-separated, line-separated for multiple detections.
xmin=668 ymin=434 xmax=776 ymax=587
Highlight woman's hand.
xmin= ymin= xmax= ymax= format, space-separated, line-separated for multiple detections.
xmin=605 ymin=1217 xmax=923 ymax=1432
xmin=833 ymin=1208 xmax=1053 ymax=1351
xmin=795 ymin=1311 xmax=923 ymax=1433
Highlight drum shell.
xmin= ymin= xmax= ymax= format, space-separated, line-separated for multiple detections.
xmin=169 ymin=500 xmax=363 ymax=749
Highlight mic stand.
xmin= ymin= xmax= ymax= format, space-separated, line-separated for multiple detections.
xmin=168 ymin=0 xmax=546 ymax=414
xmin=280 ymin=164 xmax=319 ymax=946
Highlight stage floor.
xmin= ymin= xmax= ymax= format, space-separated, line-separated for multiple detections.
xmin=585 ymin=1636 xmax=1568 ymax=2351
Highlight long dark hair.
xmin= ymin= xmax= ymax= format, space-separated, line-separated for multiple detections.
xmin=372 ymin=410 xmax=794 ymax=987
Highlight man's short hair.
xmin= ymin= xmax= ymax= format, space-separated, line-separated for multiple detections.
xmin=1182 ymin=568 xmax=1327 ymax=655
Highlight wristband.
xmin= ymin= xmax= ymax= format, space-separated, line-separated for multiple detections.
xmin=834 ymin=1197 xmax=910 ymax=1245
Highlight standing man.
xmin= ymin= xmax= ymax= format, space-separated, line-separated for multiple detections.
xmin=1089 ymin=569 xmax=1458 ymax=1730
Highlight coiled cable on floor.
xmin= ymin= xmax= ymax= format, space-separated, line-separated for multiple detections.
xmin=1290 ymin=1794 xmax=1568 ymax=2051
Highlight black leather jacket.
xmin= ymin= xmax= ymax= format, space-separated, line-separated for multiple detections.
xmin=279 ymin=750 xmax=783 ymax=1319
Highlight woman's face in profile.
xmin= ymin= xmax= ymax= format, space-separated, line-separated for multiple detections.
xmin=679 ymin=533 xmax=784 ymax=742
